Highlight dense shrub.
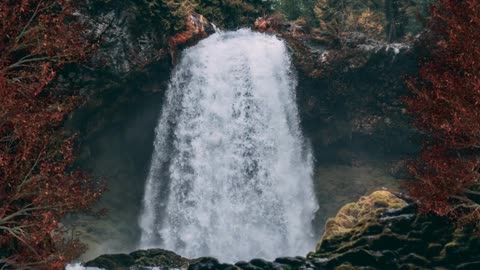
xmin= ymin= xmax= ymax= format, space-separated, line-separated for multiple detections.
xmin=0 ymin=1 xmax=103 ymax=268
xmin=275 ymin=0 xmax=316 ymax=23
xmin=92 ymin=0 xmax=272 ymax=33
xmin=314 ymin=0 xmax=433 ymax=41
xmin=405 ymin=0 xmax=480 ymax=229
xmin=193 ymin=0 xmax=272 ymax=29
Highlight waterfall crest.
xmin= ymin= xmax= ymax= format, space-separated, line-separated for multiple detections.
xmin=139 ymin=29 xmax=318 ymax=262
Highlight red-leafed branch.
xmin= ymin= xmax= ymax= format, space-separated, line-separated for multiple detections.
xmin=0 ymin=1 xmax=102 ymax=269
xmin=405 ymin=0 xmax=480 ymax=229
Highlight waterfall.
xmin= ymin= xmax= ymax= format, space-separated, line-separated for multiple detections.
xmin=139 ymin=29 xmax=318 ymax=262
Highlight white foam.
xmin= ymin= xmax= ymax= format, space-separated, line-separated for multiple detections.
xmin=139 ymin=29 xmax=318 ymax=262
xmin=65 ymin=263 xmax=103 ymax=270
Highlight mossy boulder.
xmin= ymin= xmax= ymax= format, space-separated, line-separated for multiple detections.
xmin=311 ymin=191 xmax=480 ymax=269
xmin=130 ymin=249 xmax=189 ymax=267
xmin=318 ymin=190 xmax=407 ymax=249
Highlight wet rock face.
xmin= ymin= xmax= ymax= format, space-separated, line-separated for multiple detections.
xmin=78 ymin=2 xmax=163 ymax=75
xmin=66 ymin=2 xmax=216 ymax=139
xmin=255 ymin=17 xmax=414 ymax=78
xmin=79 ymin=4 xmax=214 ymax=75
xmin=255 ymin=16 xmax=420 ymax=168
xmin=298 ymin=31 xmax=418 ymax=167
xmin=66 ymin=3 xmax=216 ymax=142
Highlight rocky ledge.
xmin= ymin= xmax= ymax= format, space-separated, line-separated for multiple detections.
xmin=311 ymin=191 xmax=480 ymax=269
xmin=83 ymin=249 xmax=323 ymax=270
xmin=254 ymin=16 xmax=413 ymax=79
xmin=81 ymin=190 xmax=480 ymax=270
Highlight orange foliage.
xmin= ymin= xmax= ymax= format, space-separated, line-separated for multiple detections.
xmin=168 ymin=13 xmax=209 ymax=60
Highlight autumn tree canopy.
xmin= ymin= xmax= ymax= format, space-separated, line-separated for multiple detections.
xmin=405 ymin=0 xmax=480 ymax=229
xmin=0 ymin=0 xmax=102 ymax=269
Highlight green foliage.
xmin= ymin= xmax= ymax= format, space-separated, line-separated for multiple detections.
xmin=314 ymin=0 xmax=386 ymax=38
xmin=89 ymin=0 xmax=192 ymax=33
xmin=403 ymin=0 xmax=435 ymax=34
xmin=416 ymin=0 xmax=436 ymax=10
xmin=140 ymin=0 xmax=194 ymax=33
xmin=194 ymin=0 xmax=272 ymax=29
xmin=276 ymin=0 xmax=302 ymax=20
xmin=91 ymin=0 xmax=273 ymax=34
xmin=312 ymin=0 xmax=433 ymax=40
xmin=275 ymin=0 xmax=316 ymax=24
xmin=91 ymin=0 xmax=432 ymax=38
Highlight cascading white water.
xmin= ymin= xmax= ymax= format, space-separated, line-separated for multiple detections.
xmin=139 ymin=29 xmax=318 ymax=262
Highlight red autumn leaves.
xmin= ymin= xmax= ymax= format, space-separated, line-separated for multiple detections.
xmin=0 ymin=0 xmax=479 ymax=268
xmin=0 ymin=0 xmax=102 ymax=269
xmin=405 ymin=0 xmax=480 ymax=228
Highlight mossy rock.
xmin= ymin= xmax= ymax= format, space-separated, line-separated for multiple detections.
xmin=131 ymin=249 xmax=189 ymax=267
xmin=311 ymin=190 xmax=480 ymax=269
xmin=318 ymin=190 xmax=407 ymax=250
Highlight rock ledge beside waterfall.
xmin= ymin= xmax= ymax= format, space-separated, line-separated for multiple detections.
xmin=82 ymin=191 xmax=480 ymax=270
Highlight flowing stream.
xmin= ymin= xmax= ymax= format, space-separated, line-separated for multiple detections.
xmin=139 ymin=29 xmax=318 ymax=262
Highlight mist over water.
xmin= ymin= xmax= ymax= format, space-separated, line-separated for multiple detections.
xmin=139 ymin=29 xmax=318 ymax=262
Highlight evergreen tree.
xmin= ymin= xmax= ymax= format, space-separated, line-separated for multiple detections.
xmin=277 ymin=0 xmax=316 ymax=23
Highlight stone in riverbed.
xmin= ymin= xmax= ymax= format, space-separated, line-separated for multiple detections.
xmin=249 ymin=259 xmax=276 ymax=269
xmin=273 ymin=257 xmax=305 ymax=267
xmin=188 ymin=257 xmax=235 ymax=270
xmin=84 ymin=248 xmax=188 ymax=269
xmin=130 ymin=249 xmax=189 ymax=268
xmin=83 ymin=254 xmax=135 ymax=269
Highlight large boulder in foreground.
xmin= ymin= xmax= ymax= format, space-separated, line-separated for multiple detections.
xmin=311 ymin=191 xmax=480 ymax=270
xmin=319 ymin=190 xmax=407 ymax=243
